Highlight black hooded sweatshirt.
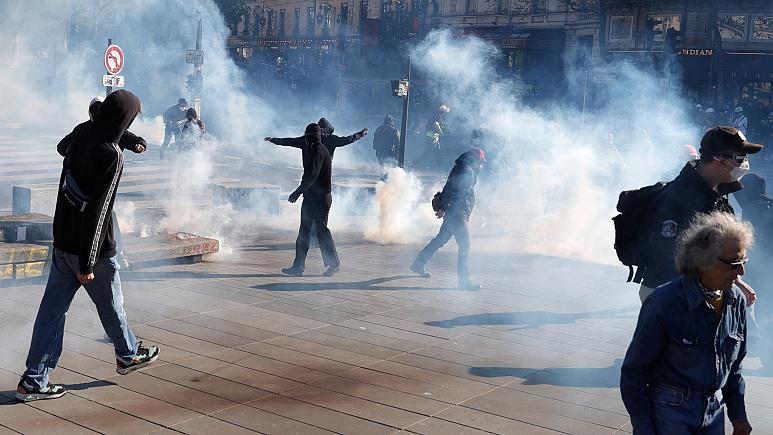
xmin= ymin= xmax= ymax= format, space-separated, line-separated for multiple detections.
xmin=53 ymin=90 xmax=140 ymax=274
xmin=292 ymin=125 xmax=333 ymax=198
xmin=269 ymin=118 xmax=364 ymax=159
xmin=57 ymin=122 xmax=145 ymax=157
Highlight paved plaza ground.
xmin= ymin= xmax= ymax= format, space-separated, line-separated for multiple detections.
xmin=2 ymin=139 xmax=773 ymax=434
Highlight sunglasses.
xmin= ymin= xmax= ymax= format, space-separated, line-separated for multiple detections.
xmin=717 ymin=256 xmax=749 ymax=269
xmin=715 ymin=154 xmax=748 ymax=164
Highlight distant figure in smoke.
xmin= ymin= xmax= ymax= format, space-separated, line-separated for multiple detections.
xmin=159 ymin=98 xmax=189 ymax=159
xmin=16 ymin=90 xmax=160 ymax=403
xmin=410 ymin=148 xmax=485 ymax=291
xmin=178 ymin=108 xmax=205 ymax=153
xmin=621 ymin=212 xmax=754 ymax=435
xmin=733 ymin=106 xmax=749 ymax=136
xmin=373 ymin=114 xmax=400 ymax=167
xmin=416 ymin=105 xmax=450 ymax=169
xmin=635 ymin=127 xmax=762 ymax=303
xmin=281 ymin=123 xmax=341 ymax=277
xmin=57 ymin=97 xmax=147 ymax=269
xmin=265 ymin=117 xmax=368 ymax=160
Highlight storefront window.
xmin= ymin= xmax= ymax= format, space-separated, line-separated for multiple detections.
xmin=609 ymin=16 xmax=633 ymax=41
xmin=647 ymin=15 xmax=681 ymax=41
xmin=753 ymin=15 xmax=773 ymax=40
xmin=719 ymin=15 xmax=746 ymax=40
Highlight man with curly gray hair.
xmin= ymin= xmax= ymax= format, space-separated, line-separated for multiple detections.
xmin=621 ymin=211 xmax=754 ymax=435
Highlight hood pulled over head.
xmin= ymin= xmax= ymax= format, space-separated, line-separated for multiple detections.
xmin=93 ymin=90 xmax=141 ymax=144
xmin=318 ymin=117 xmax=334 ymax=135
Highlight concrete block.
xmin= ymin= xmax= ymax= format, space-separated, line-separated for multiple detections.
xmin=0 ymin=213 xmax=54 ymax=242
xmin=212 ymin=182 xmax=281 ymax=216
xmin=0 ymin=242 xmax=51 ymax=281
xmin=13 ymin=184 xmax=58 ymax=216
xmin=122 ymin=232 xmax=219 ymax=264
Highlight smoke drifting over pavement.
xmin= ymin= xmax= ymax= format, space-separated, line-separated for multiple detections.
xmin=410 ymin=30 xmax=699 ymax=263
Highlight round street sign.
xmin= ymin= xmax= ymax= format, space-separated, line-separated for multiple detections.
xmin=104 ymin=44 xmax=124 ymax=75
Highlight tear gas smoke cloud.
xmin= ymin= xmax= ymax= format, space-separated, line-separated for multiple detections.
xmin=410 ymin=30 xmax=700 ymax=264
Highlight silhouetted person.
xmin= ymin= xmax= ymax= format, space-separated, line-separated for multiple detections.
xmin=281 ymin=124 xmax=340 ymax=277
xmin=160 ymin=98 xmax=188 ymax=159
xmin=411 ymin=148 xmax=485 ymax=290
xmin=265 ymin=117 xmax=367 ymax=160
xmin=373 ymin=114 xmax=400 ymax=167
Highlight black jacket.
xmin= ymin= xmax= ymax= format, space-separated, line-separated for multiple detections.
xmin=438 ymin=150 xmax=481 ymax=221
xmin=57 ymin=121 xmax=146 ymax=157
xmin=641 ymin=161 xmax=735 ymax=288
xmin=293 ymin=140 xmax=332 ymax=198
xmin=53 ymin=90 xmax=141 ymax=274
xmin=270 ymin=119 xmax=364 ymax=159
xmin=373 ymin=123 xmax=400 ymax=157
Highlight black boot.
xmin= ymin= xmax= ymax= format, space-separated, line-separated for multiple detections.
xmin=410 ymin=260 xmax=431 ymax=278
xmin=281 ymin=266 xmax=304 ymax=276
xmin=458 ymin=279 xmax=482 ymax=291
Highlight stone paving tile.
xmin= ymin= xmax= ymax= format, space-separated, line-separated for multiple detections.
xmin=263 ymin=335 xmax=386 ymax=367
xmin=281 ymin=329 xmax=408 ymax=360
xmin=202 ymin=305 xmax=316 ymax=335
xmin=281 ymin=384 xmax=428 ymax=428
xmin=170 ymin=313 xmax=280 ymax=342
xmin=167 ymin=415 xmax=258 ymax=434
xmin=310 ymin=324 xmax=427 ymax=352
xmin=0 ymin=399 xmax=100 ymax=435
xmin=247 ymin=394 xmax=397 ymax=434
xmin=211 ymin=403 xmax=338 ymax=434
xmin=431 ymin=406 xmax=565 ymax=435
xmin=217 ymin=346 xmax=340 ymax=383
xmin=254 ymin=299 xmax=358 ymax=324
xmin=146 ymin=319 xmax=257 ymax=348
xmin=29 ymin=393 xmax=162 ymax=434
xmin=173 ymin=354 xmax=307 ymax=394
xmin=110 ymin=372 xmax=237 ymax=415
xmin=141 ymin=363 xmax=274 ymax=404
xmin=403 ymin=417 xmax=497 ymax=435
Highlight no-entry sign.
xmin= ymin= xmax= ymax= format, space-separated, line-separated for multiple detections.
xmin=104 ymin=44 xmax=124 ymax=75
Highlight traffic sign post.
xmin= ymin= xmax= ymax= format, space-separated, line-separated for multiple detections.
xmin=104 ymin=39 xmax=125 ymax=96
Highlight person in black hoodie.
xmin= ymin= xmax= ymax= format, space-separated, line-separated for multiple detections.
xmin=373 ymin=114 xmax=400 ymax=167
xmin=281 ymin=123 xmax=340 ymax=277
xmin=56 ymin=97 xmax=147 ymax=268
xmin=410 ymin=148 xmax=486 ymax=290
xmin=16 ymin=90 xmax=160 ymax=403
xmin=264 ymin=117 xmax=367 ymax=160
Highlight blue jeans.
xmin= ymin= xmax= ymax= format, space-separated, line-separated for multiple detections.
xmin=22 ymin=249 xmax=138 ymax=388
xmin=416 ymin=216 xmax=470 ymax=280
xmin=651 ymin=383 xmax=725 ymax=434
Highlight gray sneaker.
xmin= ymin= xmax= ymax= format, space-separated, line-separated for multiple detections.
xmin=410 ymin=261 xmax=431 ymax=278
xmin=116 ymin=342 xmax=160 ymax=375
xmin=15 ymin=379 xmax=67 ymax=402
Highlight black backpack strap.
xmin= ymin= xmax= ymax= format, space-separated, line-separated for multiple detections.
xmin=626 ymin=265 xmax=634 ymax=283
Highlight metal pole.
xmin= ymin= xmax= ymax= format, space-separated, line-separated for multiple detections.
xmin=398 ymin=55 xmax=411 ymax=168
xmin=193 ymin=19 xmax=203 ymax=116
xmin=581 ymin=69 xmax=588 ymax=123
xmin=105 ymin=38 xmax=113 ymax=97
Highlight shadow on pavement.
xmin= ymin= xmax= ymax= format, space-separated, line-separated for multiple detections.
xmin=253 ymin=275 xmax=453 ymax=292
xmin=470 ymin=359 xmax=623 ymax=388
xmin=122 ymin=271 xmax=288 ymax=281
xmin=0 ymin=380 xmax=115 ymax=405
xmin=424 ymin=308 xmax=636 ymax=330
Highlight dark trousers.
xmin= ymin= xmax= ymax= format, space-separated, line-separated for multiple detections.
xmin=293 ymin=193 xmax=340 ymax=270
xmin=415 ymin=216 xmax=470 ymax=280
xmin=161 ymin=125 xmax=180 ymax=150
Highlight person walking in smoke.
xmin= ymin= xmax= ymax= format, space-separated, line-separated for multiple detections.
xmin=159 ymin=98 xmax=189 ymax=159
xmin=57 ymin=97 xmax=147 ymax=269
xmin=621 ymin=212 xmax=754 ymax=435
xmin=410 ymin=148 xmax=486 ymax=290
xmin=178 ymin=108 xmax=205 ymax=153
xmin=16 ymin=90 xmax=160 ymax=402
xmin=280 ymin=123 xmax=341 ymax=277
xmin=265 ymin=117 xmax=368 ymax=160
xmin=372 ymin=114 xmax=400 ymax=168
xmin=733 ymin=106 xmax=749 ymax=136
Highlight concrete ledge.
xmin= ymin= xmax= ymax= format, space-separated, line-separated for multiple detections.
xmin=122 ymin=232 xmax=219 ymax=269
xmin=212 ymin=181 xmax=281 ymax=216
xmin=12 ymin=184 xmax=58 ymax=216
xmin=0 ymin=242 xmax=51 ymax=281
xmin=0 ymin=213 xmax=54 ymax=242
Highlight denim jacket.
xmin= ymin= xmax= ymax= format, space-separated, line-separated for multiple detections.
xmin=620 ymin=276 xmax=747 ymax=433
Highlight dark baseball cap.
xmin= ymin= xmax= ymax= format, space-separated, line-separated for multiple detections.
xmin=699 ymin=126 xmax=763 ymax=157
xmin=178 ymin=98 xmax=188 ymax=105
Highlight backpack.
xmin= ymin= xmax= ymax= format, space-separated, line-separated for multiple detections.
xmin=612 ymin=181 xmax=670 ymax=282
xmin=431 ymin=191 xmax=443 ymax=212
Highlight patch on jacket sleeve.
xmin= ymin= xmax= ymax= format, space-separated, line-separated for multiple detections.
xmin=660 ymin=219 xmax=679 ymax=238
